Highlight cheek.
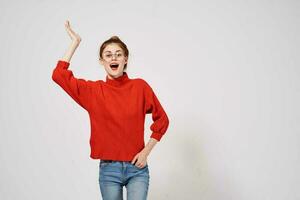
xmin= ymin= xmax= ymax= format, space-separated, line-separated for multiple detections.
xmin=104 ymin=64 xmax=110 ymax=70
xmin=103 ymin=62 xmax=109 ymax=68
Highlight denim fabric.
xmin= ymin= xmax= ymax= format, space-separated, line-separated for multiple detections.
xmin=98 ymin=160 xmax=150 ymax=200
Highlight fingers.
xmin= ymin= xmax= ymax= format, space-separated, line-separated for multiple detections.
xmin=131 ymin=155 xmax=142 ymax=168
xmin=65 ymin=20 xmax=70 ymax=30
xmin=132 ymin=158 xmax=146 ymax=168
xmin=64 ymin=20 xmax=75 ymax=34
xmin=64 ymin=20 xmax=81 ymax=42
xmin=65 ymin=20 xmax=72 ymax=32
xmin=137 ymin=162 xmax=143 ymax=167
xmin=136 ymin=161 xmax=146 ymax=168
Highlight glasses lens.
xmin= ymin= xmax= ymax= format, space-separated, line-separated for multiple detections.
xmin=104 ymin=52 xmax=124 ymax=60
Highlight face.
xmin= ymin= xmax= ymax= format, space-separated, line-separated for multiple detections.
xmin=99 ymin=43 xmax=128 ymax=79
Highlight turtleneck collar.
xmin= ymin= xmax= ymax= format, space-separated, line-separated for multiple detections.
xmin=105 ymin=72 xmax=130 ymax=87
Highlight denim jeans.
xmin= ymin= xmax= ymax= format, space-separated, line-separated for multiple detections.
xmin=98 ymin=160 xmax=150 ymax=200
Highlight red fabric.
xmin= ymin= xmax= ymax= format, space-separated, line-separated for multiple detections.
xmin=52 ymin=60 xmax=169 ymax=161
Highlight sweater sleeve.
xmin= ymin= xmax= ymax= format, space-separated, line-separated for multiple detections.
xmin=144 ymin=82 xmax=170 ymax=142
xmin=52 ymin=60 xmax=94 ymax=111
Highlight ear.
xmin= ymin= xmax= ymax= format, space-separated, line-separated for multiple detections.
xmin=99 ymin=58 xmax=104 ymax=65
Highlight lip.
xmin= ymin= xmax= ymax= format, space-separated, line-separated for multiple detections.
xmin=110 ymin=63 xmax=119 ymax=67
xmin=109 ymin=63 xmax=119 ymax=71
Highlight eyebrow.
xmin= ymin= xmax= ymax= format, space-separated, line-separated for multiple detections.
xmin=104 ymin=50 xmax=122 ymax=53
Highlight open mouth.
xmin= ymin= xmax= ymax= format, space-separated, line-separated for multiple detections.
xmin=110 ymin=63 xmax=119 ymax=70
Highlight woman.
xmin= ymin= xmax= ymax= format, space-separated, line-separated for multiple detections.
xmin=52 ymin=20 xmax=170 ymax=200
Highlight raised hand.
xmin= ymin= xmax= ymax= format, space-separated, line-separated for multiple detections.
xmin=59 ymin=20 xmax=82 ymax=62
xmin=64 ymin=20 xmax=81 ymax=44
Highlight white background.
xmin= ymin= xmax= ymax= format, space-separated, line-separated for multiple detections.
xmin=0 ymin=0 xmax=299 ymax=199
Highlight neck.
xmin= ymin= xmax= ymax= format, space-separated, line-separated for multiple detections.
xmin=107 ymin=73 xmax=122 ymax=80
xmin=105 ymin=71 xmax=129 ymax=87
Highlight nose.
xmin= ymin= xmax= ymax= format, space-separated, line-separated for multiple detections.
xmin=111 ymin=54 xmax=117 ymax=60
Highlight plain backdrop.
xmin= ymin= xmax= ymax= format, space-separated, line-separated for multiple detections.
xmin=0 ymin=0 xmax=299 ymax=199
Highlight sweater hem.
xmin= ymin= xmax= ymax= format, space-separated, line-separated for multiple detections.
xmin=90 ymin=153 xmax=134 ymax=162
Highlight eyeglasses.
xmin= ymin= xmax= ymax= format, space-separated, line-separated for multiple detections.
xmin=102 ymin=52 xmax=125 ymax=61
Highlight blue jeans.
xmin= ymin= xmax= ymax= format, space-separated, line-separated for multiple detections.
xmin=98 ymin=160 xmax=150 ymax=200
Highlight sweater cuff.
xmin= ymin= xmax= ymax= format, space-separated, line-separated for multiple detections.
xmin=150 ymin=132 xmax=163 ymax=142
xmin=57 ymin=60 xmax=70 ymax=69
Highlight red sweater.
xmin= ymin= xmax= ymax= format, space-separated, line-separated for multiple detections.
xmin=52 ymin=60 xmax=169 ymax=161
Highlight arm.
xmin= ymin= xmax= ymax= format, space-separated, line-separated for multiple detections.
xmin=52 ymin=21 xmax=93 ymax=111
xmin=61 ymin=20 xmax=81 ymax=62
xmin=61 ymin=41 xmax=80 ymax=62
xmin=143 ymin=138 xmax=158 ymax=156
xmin=131 ymin=84 xmax=170 ymax=167
xmin=142 ymin=83 xmax=170 ymax=156
xmin=131 ymin=138 xmax=158 ymax=168
xmin=144 ymin=83 xmax=170 ymax=142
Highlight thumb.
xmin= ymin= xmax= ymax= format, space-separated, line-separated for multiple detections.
xmin=131 ymin=155 xmax=138 ymax=165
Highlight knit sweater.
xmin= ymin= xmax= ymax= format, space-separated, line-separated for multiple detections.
xmin=52 ymin=60 xmax=169 ymax=161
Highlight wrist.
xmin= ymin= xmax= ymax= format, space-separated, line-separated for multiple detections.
xmin=143 ymin=148 xmax=151 ymax=155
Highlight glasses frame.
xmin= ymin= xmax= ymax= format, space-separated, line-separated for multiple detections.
xmin=102 ymin=52 xmax=126 ymax=61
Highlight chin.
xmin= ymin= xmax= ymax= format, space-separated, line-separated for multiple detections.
xmin=109 ymin=70 xmax=123 ymax=77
